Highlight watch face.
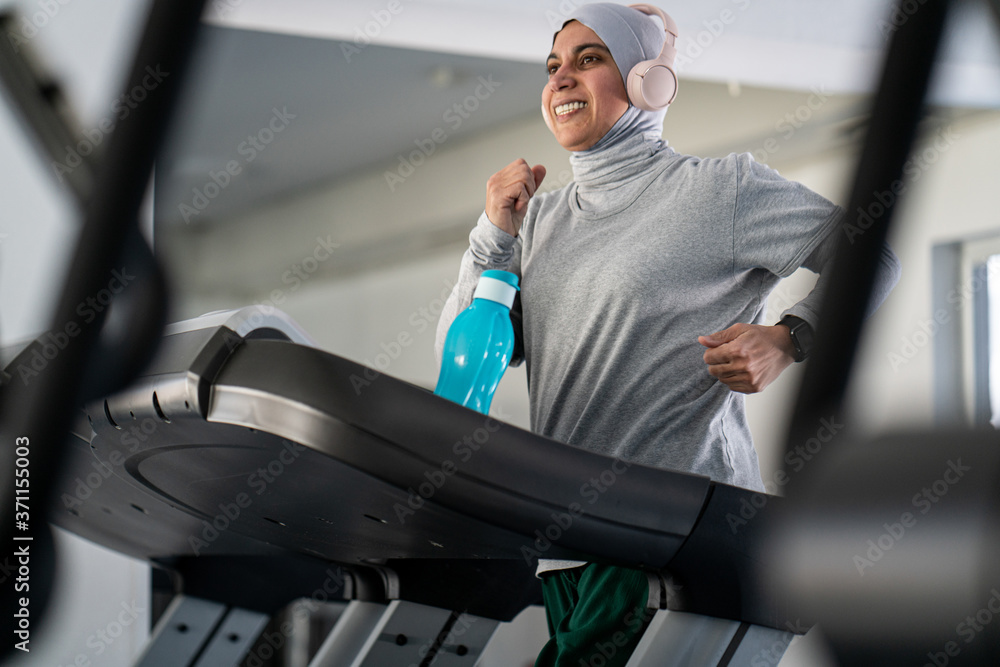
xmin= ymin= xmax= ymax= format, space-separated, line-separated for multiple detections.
xmin=790 ymin=320 xmax=814 ymax=361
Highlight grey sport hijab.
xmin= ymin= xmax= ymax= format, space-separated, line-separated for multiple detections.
xmin=557 ymin=3 xmax=669 ymax=153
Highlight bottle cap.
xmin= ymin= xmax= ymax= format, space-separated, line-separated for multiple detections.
xmin=474 ymin=270 xmax=519 ymax=308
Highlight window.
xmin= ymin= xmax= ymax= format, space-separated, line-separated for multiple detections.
xmin=986 ymin=254 xmax=1000 ymax=427
xmin=932 ymin=237 xmax=1000 ymax=428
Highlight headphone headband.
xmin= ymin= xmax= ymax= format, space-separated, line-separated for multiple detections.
xmin=628 ymin=3 xmax=679 ymax=46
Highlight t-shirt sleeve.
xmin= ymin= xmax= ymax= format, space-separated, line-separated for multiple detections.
xmin=731 ymin=153 xmax=842 ymax=278
xmin=434 ymin=211 xmax=525 ymax=367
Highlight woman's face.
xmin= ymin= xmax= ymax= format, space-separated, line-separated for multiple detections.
xmin=542 ymin=20 xmax=630 ymax=151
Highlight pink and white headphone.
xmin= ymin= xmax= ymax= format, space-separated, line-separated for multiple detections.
xmin=542 ymin=4 xmax=680 ymax=130
xmin=625 ymin=3 xmax=680 ymax=111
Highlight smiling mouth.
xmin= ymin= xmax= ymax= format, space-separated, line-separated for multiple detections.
xmin=554 ymin=101 xmax=587 ymax=117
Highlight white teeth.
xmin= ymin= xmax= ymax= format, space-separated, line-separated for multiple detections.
xmin=554 ymin=101 xmax=587 ymax=116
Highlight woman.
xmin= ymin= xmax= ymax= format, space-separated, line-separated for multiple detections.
xmin=436 ymin=4 xmax=900 ymax=665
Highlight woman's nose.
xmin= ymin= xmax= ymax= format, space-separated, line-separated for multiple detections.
xmin=548 ymin=66 xmax=574 ymax=90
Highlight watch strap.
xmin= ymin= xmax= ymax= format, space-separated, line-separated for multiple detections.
xmin=776 ymin=315 xmax=813 ymax=362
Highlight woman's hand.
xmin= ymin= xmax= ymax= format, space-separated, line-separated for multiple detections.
xmin=698 ymin=323 xmax=797 ymax=394
xmin=485 ymin=159 xmax=546 ymax=237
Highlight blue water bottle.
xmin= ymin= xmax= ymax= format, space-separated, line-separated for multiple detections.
xmin=435 ymin=270 xmax=519 ymax=414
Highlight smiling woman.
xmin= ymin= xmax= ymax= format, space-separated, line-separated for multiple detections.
xmin=433 ymin=3 xmax=901 ymax=666
xmin=542 ymin=21 xmax=629 ymax=152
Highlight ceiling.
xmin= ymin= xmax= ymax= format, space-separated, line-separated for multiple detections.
xmin=204 ymin=0 xmax=1000 ymax=103
xmin=153 ymin=0 xmax=1000 ymax=229
xmin=154 ymin=26 xmax=549 ymax=224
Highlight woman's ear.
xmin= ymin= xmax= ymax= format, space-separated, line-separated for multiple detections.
xmin=541 ymin=102 xmax=555 ymax=133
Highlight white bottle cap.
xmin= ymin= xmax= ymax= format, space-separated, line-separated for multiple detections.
xmin=474 ymin=274 xmax=518 ymax=308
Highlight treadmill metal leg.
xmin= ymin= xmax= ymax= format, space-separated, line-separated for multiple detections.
xmin=719 ymin=624 xmax=794 ymax=667
xmin=132 ymin=595 xmax=269 ymax=667
xmin=308 ymin=600 xmax=499 ymax=667
xmin=625 ymin=610 xmax=793 ymax=667
xmin=193 ymin=606 xmax=270 ymax=667
xmin=309 ymin=601 xmax=388 ymax=666
xmin=134 ymin=596 xmax=225 ymax=666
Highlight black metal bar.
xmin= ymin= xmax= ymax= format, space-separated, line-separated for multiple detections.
xmin=716 ymin=622 xmax=751 ymax=667
xmin=420 ymin=610 xmax=463 ymax=667
xmin=784 ymin=0 xmax=952 ymax=469
xmin=988 ymin=0 xmax=1000 ymax=31
xmin=0 ymin=12 xmax=95 ymax=202
xmin=0 ymin=0 xmax=208 ymax=659
xmin=0 ymin=9 xmax=171 ymax=400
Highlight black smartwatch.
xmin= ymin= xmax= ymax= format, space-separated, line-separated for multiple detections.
xmin=776 ymin=315 xmax=814 ymax=362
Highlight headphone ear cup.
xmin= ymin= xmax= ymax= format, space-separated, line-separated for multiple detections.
xmin=625 ymin=4 xmax=680 ymax=111
xmin=627 ymin=61 xmax=678 ymax=111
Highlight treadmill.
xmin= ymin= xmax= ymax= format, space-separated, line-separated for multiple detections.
xmin=2 ymin=306 xmax=803 ymax=666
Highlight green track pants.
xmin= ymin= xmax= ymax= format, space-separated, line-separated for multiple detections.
xmin=536 ymin=564 xmax=654 ymax=667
